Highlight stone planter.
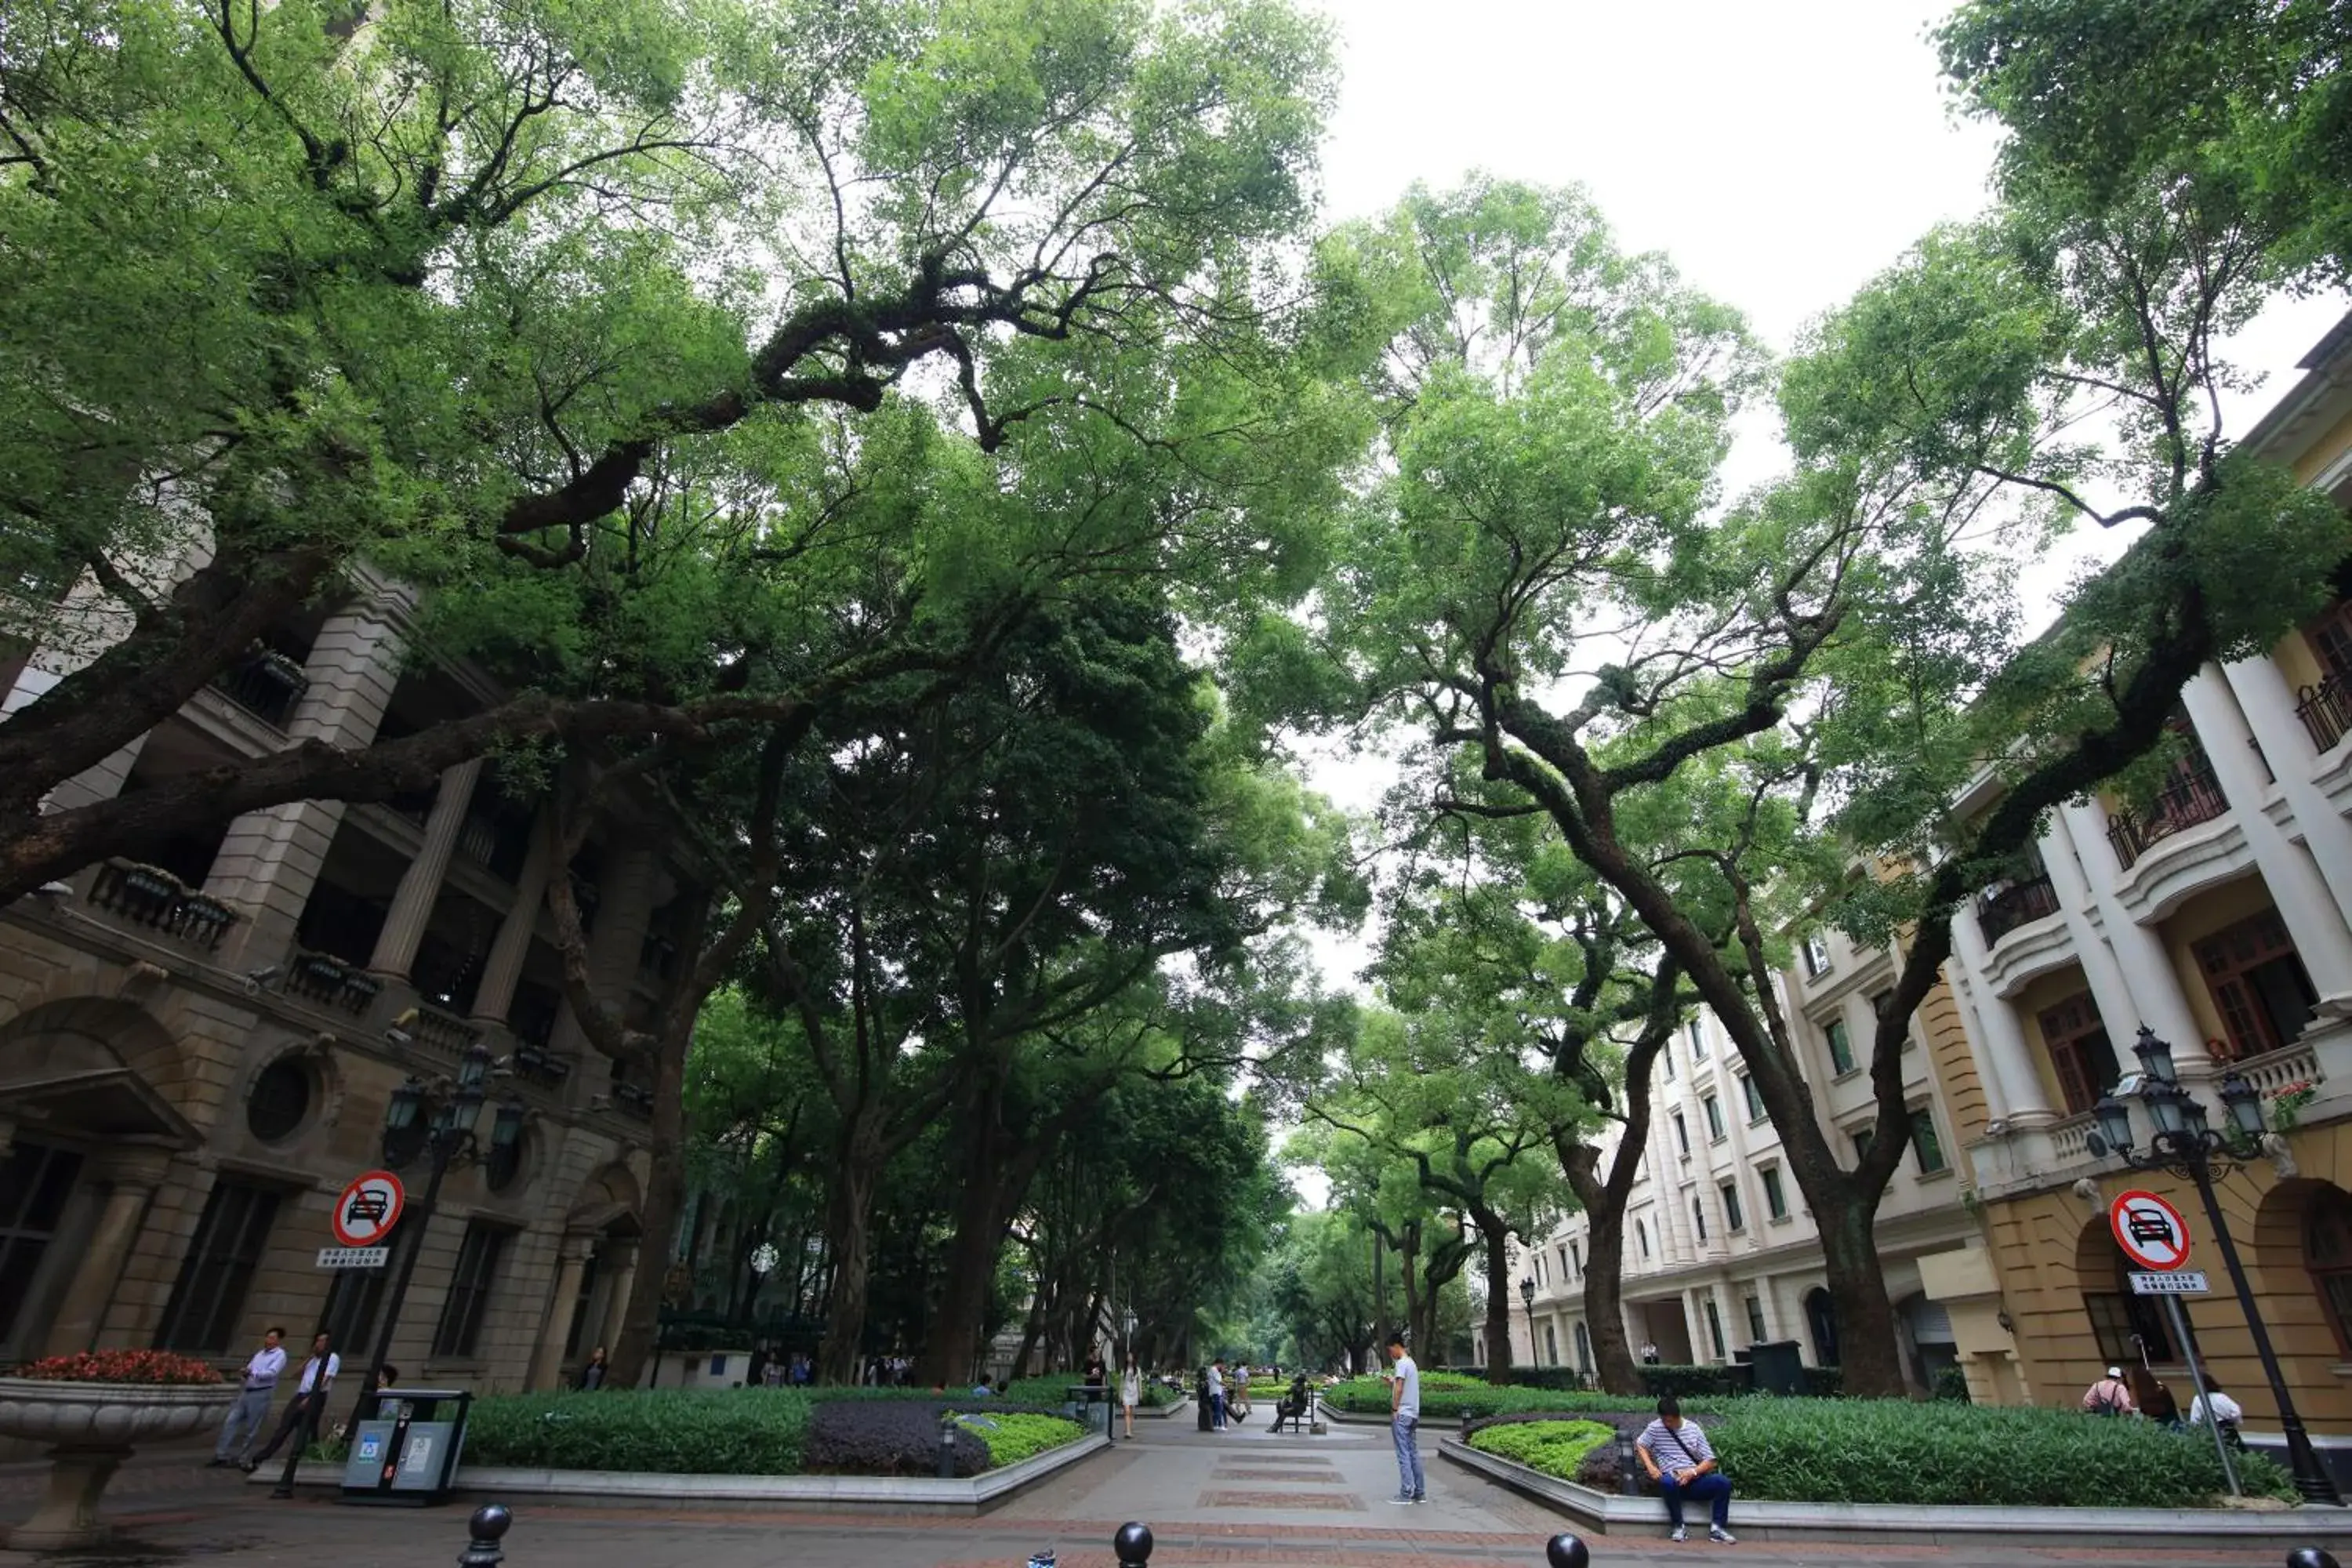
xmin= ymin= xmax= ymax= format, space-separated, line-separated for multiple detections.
xmin=0 ymin=1377 xmax=238 ymax=1548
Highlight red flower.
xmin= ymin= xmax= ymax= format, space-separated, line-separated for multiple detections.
xmin=9 ymin=1350 xmax=223 ymax=1385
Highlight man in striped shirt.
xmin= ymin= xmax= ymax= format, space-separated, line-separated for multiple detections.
xmin=1636 ymin=1396 xmax=1736 ymax=1544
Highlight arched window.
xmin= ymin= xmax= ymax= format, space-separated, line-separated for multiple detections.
xmin=2307 ymin=1187 xmax=2352 ymax=1353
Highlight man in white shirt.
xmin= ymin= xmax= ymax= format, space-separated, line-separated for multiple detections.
xmin=2187 ymin=1376 xmax=2246 ymax=1434
xmin=1207 ymin=1360 xmax=1227 ymax=1431
xmin=211 ymin=1327 xmax=287 ymax=1467
xmin=246 ymin=1332 xmax=340 ymax=1472
xmin=1386 ymin=1334 xmax=1424 ymax=1504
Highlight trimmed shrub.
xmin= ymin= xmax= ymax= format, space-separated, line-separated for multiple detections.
xmin=1002 ymin=1374 xmax=1178 ymax=1409
xmin=1931 ymin=1365 xmax=1971 ymax=1403
xmin=1468 ymin=1417 xmax=1613 ymax=1477
xmin=1798 ymin=1365 xmax=1842 ymax=1398
xmin=1638 ymin=1363 xmax=1754 ymax=1399
xmin=1326 ymin=1377 xmax=1715 ymax=1421
xmin=464 ymin=1389 xmax=815 ymax=1475
xmin=953 ymin=1411 xmax=1086 ymax=1467
xmin=808 ymin=1401 xmax=989 ymax=1476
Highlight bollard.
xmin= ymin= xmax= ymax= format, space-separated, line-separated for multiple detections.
xmin=2287 ymin=1550 xmax=2342 ymax=1568
xmin=1544 ymin=1534 xmax=1591 ymax=1568
xmin=1616 ymin=1429 xmax=1642 ymax=1497
xmin=1113 ymin=1521 xmax=1154 ymax=1566
xmin=458 ymin=1503 xmax=510 ymax=1568
xmin=938 ymin=1424 xmax=959 ymax=1479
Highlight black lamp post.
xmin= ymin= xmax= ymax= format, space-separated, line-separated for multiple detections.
xmin=347 ymin=1041 xmax=524 ymax=1439
xmin=2085 ymin=1026 xmax=2339 ymax=1503
xmin=1519 ymin=1275 xmax=1537 ymax=1373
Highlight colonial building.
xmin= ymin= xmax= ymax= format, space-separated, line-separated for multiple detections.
xmin=1947 ymin=310 xmax=2352 ymax=1447
xmin=1505 ymin=953 xmax=1999 ymax=1396
xmin=0 ymin=559 xmax=691 ymax=1417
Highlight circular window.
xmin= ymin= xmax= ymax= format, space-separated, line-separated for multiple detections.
xmin=246 ymin=1058 xmax=312 ymax=1142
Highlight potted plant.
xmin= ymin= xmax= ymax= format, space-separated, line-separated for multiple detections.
xmin=0 ymin=1349 xmax=233 ymax=1549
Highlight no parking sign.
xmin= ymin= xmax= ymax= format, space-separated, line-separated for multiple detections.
xmin=2109 ymin=1189 xmax=2191 ymax=1272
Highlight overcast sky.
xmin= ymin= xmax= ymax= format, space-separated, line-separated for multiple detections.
xmin=1272 ymin=2 xmax=2347 ymax=1199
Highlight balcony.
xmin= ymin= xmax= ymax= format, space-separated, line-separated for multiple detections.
xmin=1976 ymin=873 xmax=2060 ymax=946
xmin=2299 ymin=675 xmax=2352 ymax=755
xmin=2106 ymin=753 xmax=2230 ymax=870
xmin=286 ymin=949 xmax=383 ymax=1014
xmin=86 ymin=858 xmax=238 ymax=950
xmin=209 ymin=644 xmax=309 ymax=728
xmin=405 ymin=1002 xmax=482 ymax=1058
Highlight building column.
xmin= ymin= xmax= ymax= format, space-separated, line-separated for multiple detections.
xmin=2049 ymin=802 xmax=2212 ymax=1072
xmin=2211 ymin=659 xmax=2352 ymax=1013
xmin=2186 ymin=670 xmax=2352 ymax=999
xmin=207 ymin=588 xmax=413 ymax=966
xmin=42 ymin=1149 xmax=171 ymax=1356
xmin=594 ymin=1238 xmax=641 ymax=1370
xmin=368 ymin=759 xmax=484 ymax=978
xmin=470 ymin=810 xmax=554 ymax=1024
xmin=1947 ymin=910 xmax=2050 ymax=1126
xmin=528 ymin=1236 xmax=593 ymax=1390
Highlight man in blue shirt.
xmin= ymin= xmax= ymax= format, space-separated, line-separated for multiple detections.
xmin=1636 ymin=1396 xmax=1735 ymax=1543
xmin=1385 ymin=1334 xmax=1423 ymax=1504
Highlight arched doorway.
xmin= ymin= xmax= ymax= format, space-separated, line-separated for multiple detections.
xmin=0 ymin=998 xmax=196 ymax=1360
xmin=530 ymin=1164 xmax=643 ymax=1388
xmin=2074 ymin=1213 xmax=2188 ymax=1367
xmin=1804 ymin=1287 xmax=1839 ymax=1367
xmin=2252 ymin=1178 xmax=2352 ymax=1361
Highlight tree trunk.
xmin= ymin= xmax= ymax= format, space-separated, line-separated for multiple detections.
xmin=816 ymin=1131 xmax=884 ymax=1385
xmin=1009 ymin=1284 xmax=1048 ymax=1380
xmin=1397 ymin=1225 xmax=1423 ymax=1358
xmin=925 ymin=1166 xmax=1009 ymax=1387
xmin=608 ymin=1018 xmax=692 ymax=1387
xmin=1579 ymin=1207 xmax=1639 ymax=1396
xmin=1814 ymin=1181 xmax=1907 ymax=1396
xmin=1477 ymin=1213 xmax=1514 ymax=1382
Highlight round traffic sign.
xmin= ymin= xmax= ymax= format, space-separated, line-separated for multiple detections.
xmin=2110 ymin=1189 xmax=2190 ymax=1271
xmin=332 ymin=1169 xmax=406 ymax=1247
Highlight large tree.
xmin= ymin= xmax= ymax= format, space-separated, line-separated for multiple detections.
xmin=0 ymin=0 xmax=1339 ymax=906
xmin=1287 ymin=168 xmax=2350 ymax=1396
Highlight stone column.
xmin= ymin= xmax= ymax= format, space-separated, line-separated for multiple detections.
xmin=42 ymin=1149 xmax=171 ymax=1356
xmin=368 ymin=759 xmax=484 ymax=978
xmin=2049 ymin=802 xmax=2211 ymax=1069
xmin=470 ymin=810 xmax=554 ymax=1025
xmin=528 ymin=1236 xmax=594 ymax=1390
xmin=2210 ymin=659 xmax=2352 ymax=1014
xmin=207 ymin=587 xmax=414 ymax=965
xmin=595 ymin=1238 xmax=641 ymax=1370
xmin=1947 ymin=910 xmax=2051 ymax=1125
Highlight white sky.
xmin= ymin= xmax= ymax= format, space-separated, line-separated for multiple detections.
xmin=1275 ymin=0 xmax=2349 ymax=1203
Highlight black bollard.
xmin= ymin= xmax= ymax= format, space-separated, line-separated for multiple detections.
xmin=1114 ymin=1521 xmax=1154 ymax=1566
xmin=1545 ymin=1534 xmax=1591 ymax=1568
xmin=938 ymin=1425 xmax=959 ymax=1479
xmin=459 ymin=1503 xmax=510 ymax=1568
xmin=1616 ymin=1429 xmax=1642 ymax=1497
xmin=2287 ymin=1550 xmax=2342 ymax=1568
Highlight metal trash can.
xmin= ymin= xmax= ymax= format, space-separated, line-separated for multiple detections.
xmin=339 ymin=1388 xmax=473 ymax=1506
xmin=1747 ymin=1341 xmax=1804 ymax=1397
xmin=1064 ymin=1385 xmax=1111 ymax=1436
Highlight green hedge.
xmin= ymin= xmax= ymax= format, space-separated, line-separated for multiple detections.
xmin=954 ymin=1412 xmax=1086 ymax=1467
xmin=1463 ymin=1404 xmax=2299 ymax=1509
xmin=466 ymin=1389 xmax=815 ymax=1475
xmin=1467 ymin=1418 xmax=1614 ymax=1476
xmin=1325 ymin=1377 xmax=1721 ymax=1421
xmin=463 ymin=1387 xmax=1082 ymax=1476
xmin=1000 ymin=1374 xmax=1178 ymax=1408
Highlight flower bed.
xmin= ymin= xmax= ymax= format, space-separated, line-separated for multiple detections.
xmin=951 ymin=1412 xmax=1086 ymax=1468
xmin=1461 ymin=1403 xmax=2299 ymax=1508
xmin=462 ymin=1388 xmax=1087 ymax=1477
xmin=9 ymin=1350 xmax=221 ymax=1385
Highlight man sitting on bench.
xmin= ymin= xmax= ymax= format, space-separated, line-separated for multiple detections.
xmin=1271 ymin=1373 xmax=1314 ymax=1434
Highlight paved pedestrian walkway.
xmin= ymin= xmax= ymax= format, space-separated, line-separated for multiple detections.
xmin=0 ymin=1414 xmax=2301 ymax=1567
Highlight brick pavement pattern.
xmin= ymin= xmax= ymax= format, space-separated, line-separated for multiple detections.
xmin=0 ymin=1417 xmax=2304 ymax=1568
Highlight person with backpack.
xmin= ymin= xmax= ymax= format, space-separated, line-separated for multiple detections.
xmin=2082 ymin=1366 xmax=2136 ymax=1417
xmin=2187 ymin=1375 xmax=2246 ymax=1447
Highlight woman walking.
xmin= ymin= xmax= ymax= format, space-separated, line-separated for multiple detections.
xmin=1120 ymin=1356 xmax=1142 ymax=1440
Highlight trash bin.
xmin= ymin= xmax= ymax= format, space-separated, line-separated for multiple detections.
xmin=1747 ymin=1340 xmax=1804 ymax=1397
xmin=339 ymin=1388 xmax=472 ymax=1507
xmin=1064 ymin=1385 xmax=1111 ymax=1436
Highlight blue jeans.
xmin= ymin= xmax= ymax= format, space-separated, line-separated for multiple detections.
xmin=1661 ymin=1471 xmax=1731 ymax=1530
xmin=1392 ymin=1414 xmax=1424 ymax=1498
xmin=1212 ymin=1392 xmax=1226 ymax=1429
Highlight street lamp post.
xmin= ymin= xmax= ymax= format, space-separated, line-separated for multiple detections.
xmin=345 ymin=1041 xmax=524 ymax=1439
xmin=1519 ymin=1276 xmax=1537 ymax=1377
xmin=2086 ymin=1027 xmax=2341 ymax=1504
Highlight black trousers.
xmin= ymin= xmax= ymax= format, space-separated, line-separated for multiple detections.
xmin=249 ymin=1391 xmax=324 ymax=1465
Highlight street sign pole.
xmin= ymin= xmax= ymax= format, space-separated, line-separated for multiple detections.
xmin=2163 ymin=1289 xmax=2238 ymax=1497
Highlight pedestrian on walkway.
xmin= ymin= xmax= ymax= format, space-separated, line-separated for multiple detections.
xmin=578 ymin=1345 xmax=609 ymax=1390
xmin=246 ymin=1333 xmax=339 ymax=1472
xmin=1385 ymin=1334 xmax=1423 ymax=1504
xmin=210 ymin=1327 xmax=286 ymax=1468
xmin=1207 ymin=1359 xmax=1228 ymax=1431
xmin=1232 ymin=1363 xmax=1251 ymax=1422
xmin=2082 ymin=1366 xmax=2136 ymax=1417
xmin=1636 ymin=1396 xmax=1735 ymax=1544
xmin=1120 ymin=1356 xmax=1142 ymax=1440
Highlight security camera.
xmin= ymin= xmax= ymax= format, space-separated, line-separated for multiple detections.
xmin=34 ymin=880 xmax=72 ymax=898
xmin=386 ymin=1027 xmax=415 ymax=1047
xmin=2071 ymin=1177 xmax=2102 ymax=1203
xmin=489 ymin=1054 xmax=517 ymax=1077
xmin=390 ymin=1007 xmax=420 ymax=1029
xmin=242 ymin=964 xmax=281 ymax=996
xmin=589 ymin=1094 xmax=612 ymax=1111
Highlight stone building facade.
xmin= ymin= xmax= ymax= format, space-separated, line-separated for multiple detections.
xmin=0 ymin=560 xmax=689 ymax=1427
